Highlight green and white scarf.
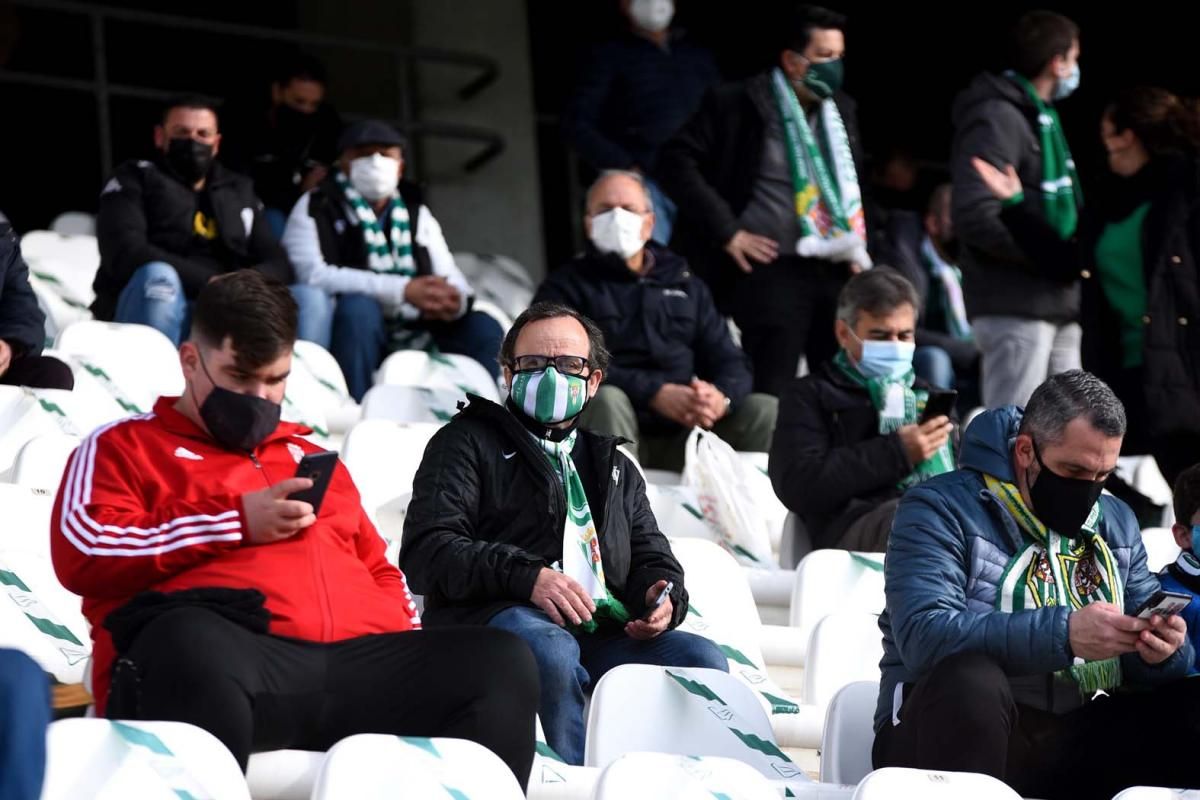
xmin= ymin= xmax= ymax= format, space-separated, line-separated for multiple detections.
xmin=1007 ymin=71 xmax=1083 ymax=239
xmin=921 ymin=237 xmax=972 ymax=341
xmin=335 ymin=170 xmax=415 ymax=275
xmin=986 ymin=474 xmax=1123 ymax=694
xmin=769 ymin=68 xmax=870 ymax=266
xmin=833 ymin=350 xmax=955 ymax=488
xmin=534 ymin=430 xmax=630 ymax=633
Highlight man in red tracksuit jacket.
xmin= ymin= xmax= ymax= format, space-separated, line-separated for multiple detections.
xmin=50 ymin=270 xmax=537 ymax=783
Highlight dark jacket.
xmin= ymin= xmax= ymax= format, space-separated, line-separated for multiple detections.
xmin=399 ymin=396 xmax=689 ymax=628
xmin=768 ymin=361 xmax=929 ymax=549
xmin=949 ymin=72 xmax=1080 ymax=323
xmin=998 ymin=155 xmax=1200 ymax=441
xmin=533 ymin=243 xmax=753 ymax=430
xmin=93 ymin=159 xmax=293 ymax=320
xmin=656 ymin=76 xmax=867 ymax=316
xmin=876 ymin=406 xmax=1191 ymax=733
xmin=881 ymin=211 xmax=982 ymax=374
xmin=563 ymin=31 xmax=719 ymax=173
xmin=0 ymin=222 xmax=46 ymax=358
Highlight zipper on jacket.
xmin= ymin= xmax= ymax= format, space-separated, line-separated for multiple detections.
xmin=248 ymin=452 xmax=272 ymax=488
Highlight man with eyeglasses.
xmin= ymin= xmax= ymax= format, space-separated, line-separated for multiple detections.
xmin=874 ymin=369 xmax=1199 ymax=798
xmin=400 ymin=301 xmax=728 ymax=766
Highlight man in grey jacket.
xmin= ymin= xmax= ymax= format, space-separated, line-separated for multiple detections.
xmin=875 ymin=370 xmax=1198 ymax=799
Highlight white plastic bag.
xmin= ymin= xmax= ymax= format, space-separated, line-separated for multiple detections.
xmin=682 ymin=427 xmax=776 ymax=568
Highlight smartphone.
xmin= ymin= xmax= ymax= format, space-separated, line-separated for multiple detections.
xmin=1131 ymin=590 xmax=1192 ymax=620
xmin=287 ymin=451 xmax=339 ymax=515
xmin=642 ymin=581 xmax=675 ymax=621
xmin=919 ymin=390 xmax=958 ymax=424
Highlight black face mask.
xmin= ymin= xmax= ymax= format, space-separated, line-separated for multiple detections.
xmin=1027 ymin=441 xmax=1105 ymax=536
xmin=197 ymin=357 xmax=281 ymax=452
xmin=164 ymin=137 xmax=215 ymax=185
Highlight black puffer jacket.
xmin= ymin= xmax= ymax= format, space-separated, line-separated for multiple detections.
xmin=399 ymin=396 xmax=689 ymax=628
xmin=0 ymin=222 xmax=46 ymax=357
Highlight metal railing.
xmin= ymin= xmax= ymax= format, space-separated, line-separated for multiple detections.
xmin=1 ymin=0 xmax=506 ymax=176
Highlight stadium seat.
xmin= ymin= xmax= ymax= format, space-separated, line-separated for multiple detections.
xmin=290 ymin=340 xmax=361 ymax=434
xmin=851 ymin=767 xmax=1023 ymax=799
xmin=375 ymin=348 xmax=500 ymax=402
xmin=819 ymin=681 xmax=879 ymax=786
xmin=245 ymin=750 xmax=326 ymax=800
xmin=790 ymin=550 xmax=886 ymax=664
xmin=311 ymin=734 xmax=525 ymax=799
xmin=55 ymin=321 xmax=183 ymax=413
xmin=452 ymin=251 xmax=536 ymax=322
xmin=584 ymin=664 xmax=810 ymax=791
xmin=1112 ymin=789 xmax=1200 ymax=799
xmin=12 ymin=432 xmax=80 ymax=489
xmin=361 ymin=384 xmax=466 ymax=425
xmin=0 ymin=385 xmax=117 ymax=482
xmin=804 ymin=612 xmax=883 ymax=709
xmin=1142 ymin=528 xmax=1182 ymax=573
xmin=43 ymin=718 xmax=251 ymax=800
xmin=778 ymin=512 xmax=814 ymax=569
xmin=49 ymin=212 xmax=98 ymax=237
xmin=591 ymin=752 xmax=780 ymax=800
xmin=648 ymin=483 xmax=718 ymax=541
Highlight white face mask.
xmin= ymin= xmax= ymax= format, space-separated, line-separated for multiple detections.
xmin=349 ymin=154 xmax=400 ymax=201
xmin=589 ymin=208 xmax=647 ymax=259
xmin=629 ymin=0 xmax=674 ymax=33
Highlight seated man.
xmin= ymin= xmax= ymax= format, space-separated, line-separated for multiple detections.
xmin=1159 ymin=463 xmax=1200 ymax=669
xmin=534 ymin=170 xmax=777 ymax=472
xmin=93 ymin=95 xmax=296 ymax=347
xmin=875 ymin=371 xmax=1198 ymax=799
xmin=282 ymin=119 xmax=502 ymax=401
xmin=400 ymin=302 xmax=727 ymax=766
xmin=0 ymin=648 xmax=50 ymax=800
xmin=51 ymin=271 xmax=537 ymax=784
xmin=769 ymin=269 xmax=954 ymax=552
xmin=883 ymin=183 xmax=980 ymax=399
xmin=1 ymin=222 xmax=73 ymax=389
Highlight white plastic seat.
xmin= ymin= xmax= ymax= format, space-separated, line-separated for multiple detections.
xmin=650 ymin=483 xmax=717 ymax=541
xmin=804 ymin=612 xmax=883 ymax=708
xmin=778 ymin=512 xmax=814 ymax=569
xmin=361 ymin=384 xmax=466 ymax=425
xmin=452 ymin=251 xmax=536 ymax=321
xmin=585 ymin=664 xmax=810 ymax=789
xmin=19 ymin=230 xmax=99 ymax=303
xmin=12 ymin=432 xmax=81 ymax=489
xmin=0 ymin=385 xmax=118 ymax=483
xmin=0 ymin=484 xmax=91 ymax=684
xmin=244 ymin=750 xmax=326 ymax=800
xmin=55 ymin=321 xmax=183 ymax=413
xmin=1112 ymin=789 xmax=1200 ymax=799
xmin=43 ymin=718 xmax=251 ymax=800
xmin=1142 ymin=528 xmax=1182 ymax=573
xmin=591 ymin=752 xmax=780 ymax=799
xmin=289 ymin=340 xmax=360 ymax=434
xmin=375 ymin=348 xmax=500 ymax=402
xmin=851 ymin=767 xmax=1023 ymax=799
xmin=49 ymin=212 xmax=98 ymax=237
xmin=311 ymin=734 xmax=525 ymax=799
xmin=790 ymin=550 xmax=886 ymax=663
xmin=820 ymin=681 xmax=879 ymax=786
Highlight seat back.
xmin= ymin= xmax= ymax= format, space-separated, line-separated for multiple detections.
xmin=851 ymin=767 xmax=1023 ymax=799
xmin=804 ymin=612 xmax=884 ymax=708
xmin=43 ymin=718 xmax=251 ymax=800
xmin=289 ymin=340 xmax=360 ymax=434
xmin=819 ymin=681 xmax=879 ymax=786
xmin=790 ymin=550 xmax=885 ymax=662
xmin=361 ymin=384 xmax=466 ymax=425
xmin=375 ymin=348 xmax=500 ymax=402
xmin=592 ymin=752 xmax=780 ymax=800
xmin=55 ymin=321 xmax=183 ymax=413
xmin=245 ymin=750 xmax=326 ymax=800
xmin=12 ymin=432 xmax=81 ymax=490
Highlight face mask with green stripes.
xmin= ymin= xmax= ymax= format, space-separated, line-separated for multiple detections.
xmin=510 ymin=366 xmax=589 ymax=424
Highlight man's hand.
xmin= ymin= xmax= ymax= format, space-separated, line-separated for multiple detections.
xmin=690 ymin=379 xmax=728 ymax=429
xmin=242 ymin=477 xmax=316 ymax=545
xmin=625 ymin=579 xmax=673 ymax=640
xmin=651 ymin=384 xmax=700 ymax=427
xmin=897 ymin=416 xmax=952 ymax=466
xmin=406 ymin=276 xmax=461 ymax=320
xmin=531 ymin=568 xmax=595 ymax=627
xmin=971 ymin=157 xmax=1023 ymax=202
xmin=1136 ymin=613 xmax=1187 ymax=665
xmin=0 ymin=339 xmax=11 ymax=378
xmin=724 ymin=230 xmax=779 ymax=274
xmin=1068 ymin=602 xmax=1146 ymax=661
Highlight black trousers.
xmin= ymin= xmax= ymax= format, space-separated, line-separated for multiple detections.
xmin=0 ymin=354 xmax=74 ymax=390
xmin=107 ymin=607 xmax=540 ymax=786
xmin=873 ymin=651 xmax=1200 ymax=799
xmin=733 ymin=257 xmax=850 ymax=397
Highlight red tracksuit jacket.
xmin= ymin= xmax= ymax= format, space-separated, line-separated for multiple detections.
xmin=50 ymin=397 xmax=420 ymax=715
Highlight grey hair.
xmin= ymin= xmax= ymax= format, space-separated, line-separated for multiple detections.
xmin=835 ymin=267 xmax=922 ymax=327
xmin=499 ymin=301 xmax=612 ymax=373
xmin=585 ymin=169 xmax=654 ymax=215
xmin=1018 ymin=370 xmax=1127 ymax=445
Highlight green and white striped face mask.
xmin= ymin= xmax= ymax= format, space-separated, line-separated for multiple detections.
xmin=510 ymin=366 xmax=589 ymax=424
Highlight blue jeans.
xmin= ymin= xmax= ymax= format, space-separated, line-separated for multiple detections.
xmin=263 ymin=208 xmax=288 ymax=242
xmin=488 ymin=605 xmax=727 ymax=765
xmin=644 ymin=176 xmax=677 ymax=246
xmin=0 ymin=649 xmax=50 ymax=800
xmin=115 ymin=262 xmax=191 ymax=346
xmin=289 ymin=284 xmax=334 ymax=348
xmin=914 ymin=345 xmax=955 ymax=391
xmin=330 ymin=292 xmax=504 ymax=402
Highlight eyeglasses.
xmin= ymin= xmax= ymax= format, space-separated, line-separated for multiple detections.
xmin=511 ymin=355 xmax=590 ymax=375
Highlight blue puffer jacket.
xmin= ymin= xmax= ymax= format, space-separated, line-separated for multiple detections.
xmin=876 ymin=406 xmax=1194 ymax=732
